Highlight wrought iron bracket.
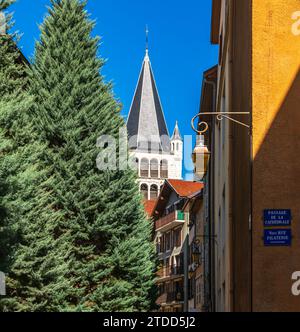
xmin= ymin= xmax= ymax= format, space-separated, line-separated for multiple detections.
xmin=191 ymin=112 xmax=250 ymax=135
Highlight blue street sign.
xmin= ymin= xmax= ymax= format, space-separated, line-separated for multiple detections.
xmin=264 ymin=229 xmax=292 ymax=246
xmin=264 ymin=209 xmax=292 ymax=227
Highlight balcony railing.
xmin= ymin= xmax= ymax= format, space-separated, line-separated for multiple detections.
xmin=167 ymin=290 xmax=184 ymax=303
xmin=155 ymin=211 xmax=185 ymax=232
xmin=157 ymin=265 xmax=184 ymax=279
xmin=157 ymin=290 xmax=184 ymax=305
xmin=170 ymin=265 xmax=184 ymax=276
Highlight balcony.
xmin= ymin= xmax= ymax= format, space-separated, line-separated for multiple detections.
xmin=155 ymin=211 xmax=185 ymax=232
xmin=170 ymin=265 xmax=184 ymax=276
xmin=167 ymin=290 xmax=184 ymax=303
xmin=156 ymin=290 xmax=184 ymax=305
xmin=157 ymin=265 xmax=184 ymax=280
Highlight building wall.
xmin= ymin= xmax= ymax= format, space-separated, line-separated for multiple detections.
xmin=207 ymin=0 xmax=252 ymax=312
xmin=195 ymin=201 xmax=206 ymax=312
xmin=252 ymin=0 xmax=300 ymax=311
xmin=188 ymin=199 xmax=205 ymax=312
xmin=212 ymin=116 xmax=232 ymax=313
xmin=206 ymin=0 xmax=300 ymax=312
xmin=155 ymin=191 xmax=187 ymax=312
xmin=230 ymin=0 xmax=252 ymax=312
xmin=211 ymin=0 xmax=230 ymax=312
xmin=211 ymin=0 xmax=252 ymax=312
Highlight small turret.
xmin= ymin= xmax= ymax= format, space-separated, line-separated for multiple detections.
xmin=171 ymin=121 xmax=183 ymax=156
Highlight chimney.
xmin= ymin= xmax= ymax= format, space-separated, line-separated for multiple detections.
xmin=0 ymin=12 xmax=6 ymax=35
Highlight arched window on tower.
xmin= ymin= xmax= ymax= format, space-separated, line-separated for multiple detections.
xmin=150 ymin=184 xmax=159 ymax=200
xmin=160 ymin=160 xmax=168 ymax=179
xmin=140 ymin=158 xmax=149 ymax=178
xmin=150 ymin=159 xmax=159 ymax=178
xmin=141 ymin=184 xmax=149 ymax=200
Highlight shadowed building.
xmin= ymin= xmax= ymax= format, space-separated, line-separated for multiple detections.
xmin=152 ymin=180 xmax=204 ymax=312
xmin=194 ymin=0 xmax=300 ymax=312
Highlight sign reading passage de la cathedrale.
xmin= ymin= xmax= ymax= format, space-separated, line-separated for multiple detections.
xmin=264 ymin=209 xmax=292 ymax=227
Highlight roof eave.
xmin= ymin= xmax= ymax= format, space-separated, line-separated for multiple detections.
xmin=200 ymin=65 xmax=218 ymax=111
xmin=211 ymin=0 xmax=222 ymax=44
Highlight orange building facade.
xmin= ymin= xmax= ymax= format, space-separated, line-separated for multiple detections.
xmin=252 ymin=0 xmax=300 ymax=312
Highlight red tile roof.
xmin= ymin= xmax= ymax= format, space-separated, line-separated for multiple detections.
xmin=168 ymin=179 xmax=204 ymax=197
xmin=143 ymin=199 xmax=157 ymax=217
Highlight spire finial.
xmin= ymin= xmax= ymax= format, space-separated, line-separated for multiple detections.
xmin=145 ymin=25 xmax=149 ymax=54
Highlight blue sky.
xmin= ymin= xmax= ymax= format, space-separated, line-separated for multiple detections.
xmin=11 ymin=0 xmax=218 ymax=178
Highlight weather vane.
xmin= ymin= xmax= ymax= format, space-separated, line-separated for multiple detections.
xmin=145 ymin=25 xmax=149 ymax=52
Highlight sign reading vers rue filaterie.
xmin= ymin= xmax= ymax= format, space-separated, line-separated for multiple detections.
xmin=264 ymin=229 xmax=292 ymax=246
xmin=264 ymin=209 xmax=292 ymax=227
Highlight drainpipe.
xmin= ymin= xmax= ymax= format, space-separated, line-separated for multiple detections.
xmin=183 ymin=210 xmax=189 ymax=312
xmin=203 ymin=78 xmax=217 ymax=312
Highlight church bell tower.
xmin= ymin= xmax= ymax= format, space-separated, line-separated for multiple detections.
xmin=126 ymin=31 xmax=183 ymax=201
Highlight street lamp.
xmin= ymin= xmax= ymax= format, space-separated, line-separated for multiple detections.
xmin=192 ymin=135 xmax=210 ymax=180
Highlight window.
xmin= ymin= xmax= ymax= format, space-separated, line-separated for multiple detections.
xmin=189 ymin=277 xmax=195 ymax=300
xmin=177 ymin=210 xmax=185 ymax=221
xmin=222 ymin=281 xmax=226 ymax=311
xmin=140 ymin=158 xmax=149 ymax=178
xmin=156 ymin=240 xmax=160 ymax=254
xmin=175 ymin=255 xmax=183 ymax=272
xmin=175 ymin=280 xmax=183 ymax=295
xmin=218 ymin=29 xmax=223 ymax=65
xmin=166 ymin=282 xmax=172 ymax=294
xmin=140 ymin=184 xmax=148 ymax=200
xmin=160 ymin=236 xmax=165 ymax=253
xmin=165 ymin=232 xmax=171 ymax=251
xmin=150 ymin=159 xmax=159 ymax=178
xmin=174 ymin=228 xmax=181 ymax=247
xmin=158 ymin=284 xmax=165 ymax=296
xmin=222 ymin=185 xmax=226 ymax=251
xmin=221 ymin=90 xmax=226 ymax=150
xmin=150 ymin=184 xmax=158 ymax=200
xmin=160 ymin=160 xmax=168 ymax=178
xmin=196 ymin=277 xmax=203 ymax=306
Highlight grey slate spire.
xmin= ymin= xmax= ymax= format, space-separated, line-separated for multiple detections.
xmin=127 ymin=49 xmax=170 ymax=152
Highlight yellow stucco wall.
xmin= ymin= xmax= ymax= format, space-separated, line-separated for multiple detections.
xmin=252 ymin=0 xmax=300 ymax=311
